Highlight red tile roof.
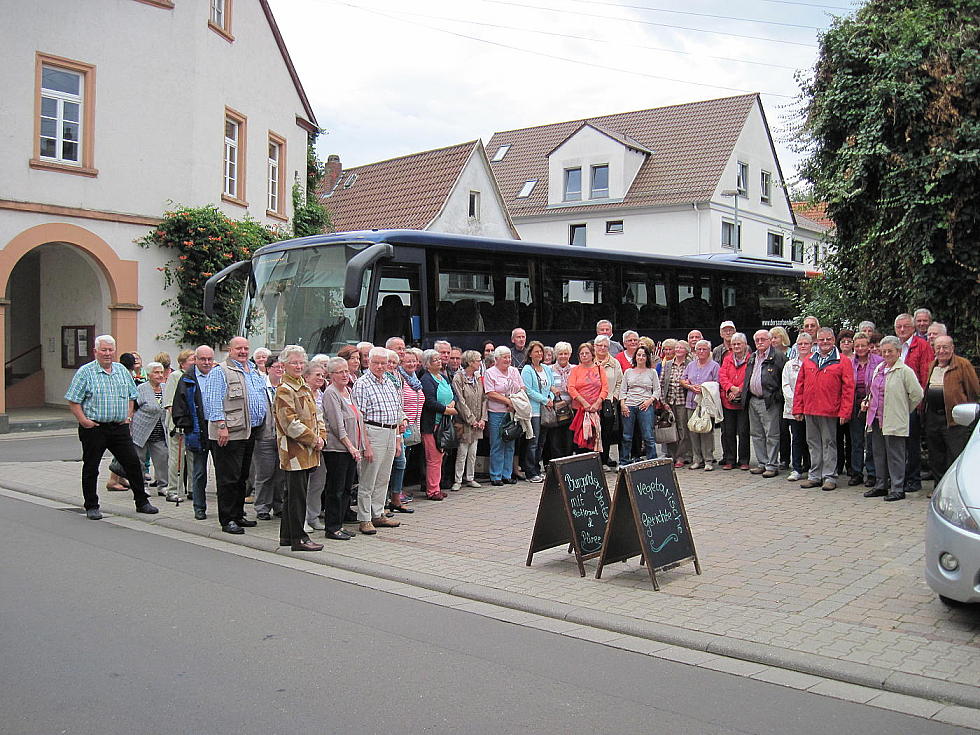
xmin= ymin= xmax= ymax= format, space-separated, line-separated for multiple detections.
xmin=321 ymin=141 xmax=479 ymax=232
xmin=791 ymin=201 xmax=835 ymax=230
xmin=487 ymin=94 xmax=759 ymax=217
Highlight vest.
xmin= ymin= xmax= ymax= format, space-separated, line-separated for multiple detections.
xmin=208 ymin=361 xmax=252 ymax=441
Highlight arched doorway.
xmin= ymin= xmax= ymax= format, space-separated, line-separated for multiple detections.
xmin=0 ymin=223 xmax=141 ymax=421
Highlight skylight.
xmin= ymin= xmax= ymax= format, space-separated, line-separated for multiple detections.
xmin=517 ymin=180 xmax=536 ymax=198
xmin=492 ymin=144 xmax=511 ymax=162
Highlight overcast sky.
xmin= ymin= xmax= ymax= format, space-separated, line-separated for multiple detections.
xmin=270 ymin=0 xmax=859 ymax=183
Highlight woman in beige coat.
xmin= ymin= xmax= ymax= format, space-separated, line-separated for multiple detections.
xmin=451 ymin=350 xmax=487 ymax=490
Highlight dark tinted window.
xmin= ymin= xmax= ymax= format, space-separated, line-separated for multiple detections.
xmin=428 ymin=251 xmax=534 ymax=334
xmin=539 ymin=258 xmax=617 ymax=332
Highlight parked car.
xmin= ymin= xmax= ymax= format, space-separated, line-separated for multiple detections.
xmin=925 ymin=403 xmax=980 ymax=605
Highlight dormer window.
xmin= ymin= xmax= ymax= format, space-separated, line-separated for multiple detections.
xmin=590 ymin=164 xmax=609 ymax=198
xmin=563 ymin=167 xmax=582 ymax=201
xmin=492 ymin=144 xmax=510 ymax=162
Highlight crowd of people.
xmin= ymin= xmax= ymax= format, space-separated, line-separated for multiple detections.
xmin=64 ymin=307 xmax=978 ymax=551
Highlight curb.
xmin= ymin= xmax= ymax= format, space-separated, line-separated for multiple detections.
xmin=7 ymin=478 xmax=980 ymax=712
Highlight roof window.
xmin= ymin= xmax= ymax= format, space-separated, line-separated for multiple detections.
xmin=491 ymin=144 xmax=510 ymax=162
xmin=517 ymin=180 xmax=536 ymax=198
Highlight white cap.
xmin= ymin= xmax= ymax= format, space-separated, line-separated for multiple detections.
xmin=720 ymin=320 xmax=735 ymax=330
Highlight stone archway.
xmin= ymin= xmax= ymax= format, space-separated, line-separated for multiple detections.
xmin=0 ymin=222 xmax=142 ymax=417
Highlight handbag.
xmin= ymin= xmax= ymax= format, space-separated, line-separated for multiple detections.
xmin=654 ymin=402 xmax=678 ymax=444
xmin=554 ymin=399 xmax=573 ymax=425
xmin=402 ymin=421 xmax=421 ymax=447
xmin=540 ymin=403 xmax=558 ymax=429
xmin=687 ymin=402 xmax=714 ymax=434
xmin=601 ymin=398 xmax=621 ymax=433
xmin=500 ymin=414 xmax=523 ymax=442
xmin=434 ymin=414 xmax=459 ymax=451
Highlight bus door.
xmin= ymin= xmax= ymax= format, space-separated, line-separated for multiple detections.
xmin=373 ymin=260 xmax=424 ymax=345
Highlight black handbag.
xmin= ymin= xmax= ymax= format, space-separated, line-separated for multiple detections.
xmin=554 ymin=400 xmax=573 ymax=425
xmin=434 ymin=414 xmax=459 ymax=451
xmin=500 ymin=414 xmax=523 ymax=442
xmin=601 ymin=398 xmax=621 ymax=433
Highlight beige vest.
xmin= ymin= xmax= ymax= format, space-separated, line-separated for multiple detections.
xmin=208 ymin=361 xmax=253 ymax=441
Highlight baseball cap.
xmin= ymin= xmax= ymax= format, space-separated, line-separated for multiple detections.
xmin=720 ymin=320 xmax=735 ymax=329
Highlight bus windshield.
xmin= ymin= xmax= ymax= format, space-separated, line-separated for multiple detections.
xmin=243 ymin=244 xmax=369 ymax=354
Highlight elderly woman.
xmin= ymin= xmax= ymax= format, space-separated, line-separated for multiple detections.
xmin=252 ymin=347 xmax=271 ymax=375
xmin=620 ymin=344 xmax=661 ymax=464
xmin=924 ymin=336 xmax=979 ymax=484
xmin=863 ymin=336 xmax=924 ymax=502
xmin=543 ymin=345 xmax=556 ymax=365
xmin=321 ymin=356 xmax=368 ymax=540
xmin=521 ymin=341 xmax=555 ymax=482
xmin=273 ymin=345 xmax=325 ymax=552
xmin=657 ymin=338 xmax=677 ymax=376
xmin=664 ymin=340 xmax=692 ymax=467
xmin=484 ymin=346 xmax=526 ymax=485
xmin=567 ymin=342 xmax=608 ymax=454
xmin=849 ymin=332 xmax=882 ymax=486
xmin=681 ymin=340 xmax=720 ymax=471
xmin=337 ymin=345 xmax=361 ymax=387
xmin=782 ymin=332 xmax=813 ymax=482
xmin=420 ymin=348 xmax=458 ymax=500
xmin=718 ymin=332 xmax=751 ymax=470
xmin=387 ymin=349 xmax=423 ymax=509
xmin=131 ymin=361 xmax=171 ymax=497
xmin=302 ymin=361 xmax=328 ymax=530
xmin=452 ymin=349 xmax=487 ymax=490
xmin=548 ymin=341 xmax=575 ymax=460
xmin=857 ymin=320 xmax=876 ymax=337
xmin=594 ymin=335 xmax=624 ymax=469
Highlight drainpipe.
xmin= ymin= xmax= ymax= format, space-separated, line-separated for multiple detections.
xmin=693 ymin=203 xmax=701 ymax=254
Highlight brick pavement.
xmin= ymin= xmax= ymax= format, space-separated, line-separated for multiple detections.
xmin=2 ymin=435 xmax=979 ymax=698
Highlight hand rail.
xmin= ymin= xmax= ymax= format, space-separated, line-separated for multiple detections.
xmin=4 ymin=343 xmax=41 ymax=369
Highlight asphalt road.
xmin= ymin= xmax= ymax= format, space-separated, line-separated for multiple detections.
xmin=0 ymin=494 xmax=971 ymax=735
xmin=0 ymin=431 xmax=81 ymax=462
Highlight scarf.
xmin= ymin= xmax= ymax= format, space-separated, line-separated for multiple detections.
xmin=399 ymin=365 xmax=422 ymax=390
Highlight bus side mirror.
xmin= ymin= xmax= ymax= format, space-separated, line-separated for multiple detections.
xmin=203 ymin=260 xmax=252 ymax=317
xmin=344 ymin=243 xmax=394 ymax=308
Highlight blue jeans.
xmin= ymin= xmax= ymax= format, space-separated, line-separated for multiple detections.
xmin=189 ymin=445 xmax=210 ymax=513
xmin=621 ymin=404 xmax=656 ymax=463
xmin=522 ymin=415 xmax=543 ymax=477
xmin=788 ymin=419 xmax=809 ymax=474
xmin=387 ymin=444 xmax=415 ymax=498
xmin=488 ymin=411 xmax=515 ymax=481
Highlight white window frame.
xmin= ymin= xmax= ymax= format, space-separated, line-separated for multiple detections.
xmin=224 ymin=120 xmax=239 ymax=198
xmin=736 ymin=161 xmax=748 ymax=196
xmin=590 ymin=164 xmax=609 ymax=199
xmin=468 ymin=191 xmax=481 ymax=219
xmin=491 ymin=144 xmax=510 ymax=162
xmin=39 ymin=65 xmax=83 ymax=165
xmin=210 ymin=0 xmax=224 ymax=26
xmin=760 ymin=170 xmax=772 ymax=204
xmin=791 ymin=239 xmax=804 ymax=263
xmin=721 ymin=220 xmax=741 ymax=249
xmin=569 ymin=223 xmax=587 ymax=247
xmin=222 ymin=107 xmax=247 ymax=205
xmin=767 ymin=232 xmax=785 ymax=258
xmin=605 ymin=220 xmax=624 ymax=234
xmin=516 ymin=180 xmax=536 ymax=198
xmin=267 ymin=135 xmax=284 ymax=217
xmin=564 ymin=167 xmax=582 ymax=201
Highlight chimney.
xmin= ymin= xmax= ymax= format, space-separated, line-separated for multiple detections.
xmin=323 ymin=154 xmax=342 ymax=192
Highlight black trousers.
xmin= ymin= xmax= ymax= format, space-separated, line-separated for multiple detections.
xmin=904 ymin=411 xmax=923 ymax=491
xmin=720 ymin=406 xmax=750 ymax=466
xmin=924 ymin=410 xmax=972 ymax=482
xmin=281 ymin=467 xmax=312 ymax=544
xmin=78 ymin=423 xmax=149 ymax=510
xmin=323 ymin=451 xmax=356 ymax=532
xmin=211 ymin=436 xmax=255 ymax=526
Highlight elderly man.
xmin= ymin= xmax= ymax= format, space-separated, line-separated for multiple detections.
xmin=352 ymin=346 xmax=407 ymax=535
xmin=744 ymin=330 xmax=788 ymax=477
xmin=615 ymin=330 xmax=640 ymax=371
xmin=448 ymin=346 xmax=463 ymax=378
xmin=171 ymin=345 xmax=216 ymax=520
xmin=687 ymin=329 xmax=704 ymax=348
xmin=712 ymin=321 xmax=736 ymax=364
xmin=356 ymin=342 xmax=374 ymax=374
xmin=203 ymin=336 xmax=269 ymax=534
xmin=251 ymin=353 xmax=286 ymax=521
xmin=162 ymin=348 xmax=195 ymax=502
xmin=596 ymin=320 xmax=624 ymax=356
xmin=926 ymin=322 xmax=947 ymax=349
xmin=924 ymin=336 xmax=979 ymax=482
xmin=793 ymin=327 xmax=854 ymax=491
xmin=385 ymin=336 xmax=406 ymax=360
xmin=913 ymin=308 xmax=933 ymax=339
xmin=65 ymin=335 xmax=158 ymax=519
xmin=434 ymin=339 xmax=452 ymax=377
xmin=510 ymin=328 xmax=528 ymax=370
xmin=894 ymin=312 xmax=933 ymax=492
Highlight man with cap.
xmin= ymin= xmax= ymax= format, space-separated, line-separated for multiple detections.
xmin=713 ymin=321 xmax=736 ymax=364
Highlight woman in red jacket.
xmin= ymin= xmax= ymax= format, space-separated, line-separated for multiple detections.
xmin=792 ymin=327 xmax=855 ymax=491
xmin=718 ymin=333 xmax=751 ymax=469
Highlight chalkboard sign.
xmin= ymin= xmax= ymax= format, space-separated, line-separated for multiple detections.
xmin=596 ymin=458 xmax=701 ymax=590
xmin=526 ymin=453 xmax=611 ymax=577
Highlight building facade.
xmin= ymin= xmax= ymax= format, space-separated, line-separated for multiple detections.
xmin=0 ymin=0 xmax=316 ymax=428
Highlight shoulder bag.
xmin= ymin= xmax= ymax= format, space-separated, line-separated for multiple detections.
xmin=687 ymin=402 xmax=714 ymax=434
xmin=654 ymin=401 xmax=678 ymax=444
xmin=434 ymin=414 xmax=459 ymax=451
xmin=500 ymin=413 xmax=524 ymax=442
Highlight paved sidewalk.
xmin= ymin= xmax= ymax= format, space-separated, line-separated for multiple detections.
xmin=3 ymin=447 xmax=979 ymax=711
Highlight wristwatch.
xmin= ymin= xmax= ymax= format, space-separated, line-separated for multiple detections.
xmin=217 ymin=421 xmax=227 ymax=430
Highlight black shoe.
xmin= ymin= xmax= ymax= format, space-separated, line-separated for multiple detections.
xmin=194 ymin=509 xmax=207 ymax=520
xmin=388 ymin=504 xmax=414 ymax=514
xmin=503 ymin=477 xmax=518 ymax=485
xmin=863 ymin=488 xmax=887 ymax=498
xmin=222 ymin=521 xmax=245 ymax=534
xmin=279 ymin=539 xmax=290 ymax=547
xmin=86 ymin=507 xmax=103 ymax=520
xmin=292 ymin=539 xmax=324 ymax=551
xmin=491 ymin=480 xmax=503 ymax=486
xmin=884 ymin=492 xmax=905 ymax=502
xmin=344 ymin=509 xmax=358 ymax=523
xmin=325 ymin=530 xmax=353 ymax=540
xmin=865 ymin=479 xmax=876 ymax=488
xmin=256 ymin=512 xmax=272 ymax=521
xmin=273 ymin=509 xmax=282 ymax=517
xmin=904 ymin=485 xmax=921 ymax=493
xmin=136 ymin=502 xmax=159 ymax=514
xmin=236 ymin=517 xmax=258 ymax=527
xmin=848 ymin=475 xmax=863 ymax=486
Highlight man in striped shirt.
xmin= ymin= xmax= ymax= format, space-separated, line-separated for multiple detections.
xmin=65 ymin=334 xmax=158 ymax=520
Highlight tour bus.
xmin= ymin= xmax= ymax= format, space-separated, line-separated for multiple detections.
xmin=203 ymin=229 xmax=805 ymax=353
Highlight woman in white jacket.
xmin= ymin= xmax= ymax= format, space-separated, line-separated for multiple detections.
xmin=781 ymin=333 xmax=812 ymax=482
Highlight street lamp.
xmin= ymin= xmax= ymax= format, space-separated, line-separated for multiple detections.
xmin=720 ymin=189 xmax=740 ymax=253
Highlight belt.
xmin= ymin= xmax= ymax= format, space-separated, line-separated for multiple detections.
xmin=365 ymin=420 xmax=398 ymax=429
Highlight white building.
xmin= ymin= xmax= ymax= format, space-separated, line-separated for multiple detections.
xmin=320 ymin=140 xmax=519 ymax=239
xmin=0 ymin=0 xmax=317 ymax=429
xmin=487 ymin=94 xmax=799 ymax=261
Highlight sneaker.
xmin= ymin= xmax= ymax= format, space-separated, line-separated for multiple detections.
xmin=799 ymin=480 xmax=821 ymax=489
xmin=359 ymin=521 xmax=377 ymax=535
xmin=372 ymin=515 xmax=401 ymax=528
xmin=703 ymin=463 xmax=714 ymax=472
xmin=450 ymin=483 xmax=461 ymax=492
xmin=821 ymin=480 xmax=837 ymax=491
xmin=465 ymin=480 xmax=482 ymax=488
xmin=786 ymin=471 xmax=801 ymax=481
xmin=86 ymin=507 xmax=103 ymax=520
xmin=688 ymin=463 xmax=703 ymax=470
xmin=762 ymin=470 xmax=778 ymax=479
xmin=530 ymin=475 xmax=545 ymax=483
xmin=165 ymin=491 xmax=181 ymax=503
xmin=136 ymin=502 xmax=159 ymax=514
xmin=750 ymin=467 xmax=765 ymax=475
